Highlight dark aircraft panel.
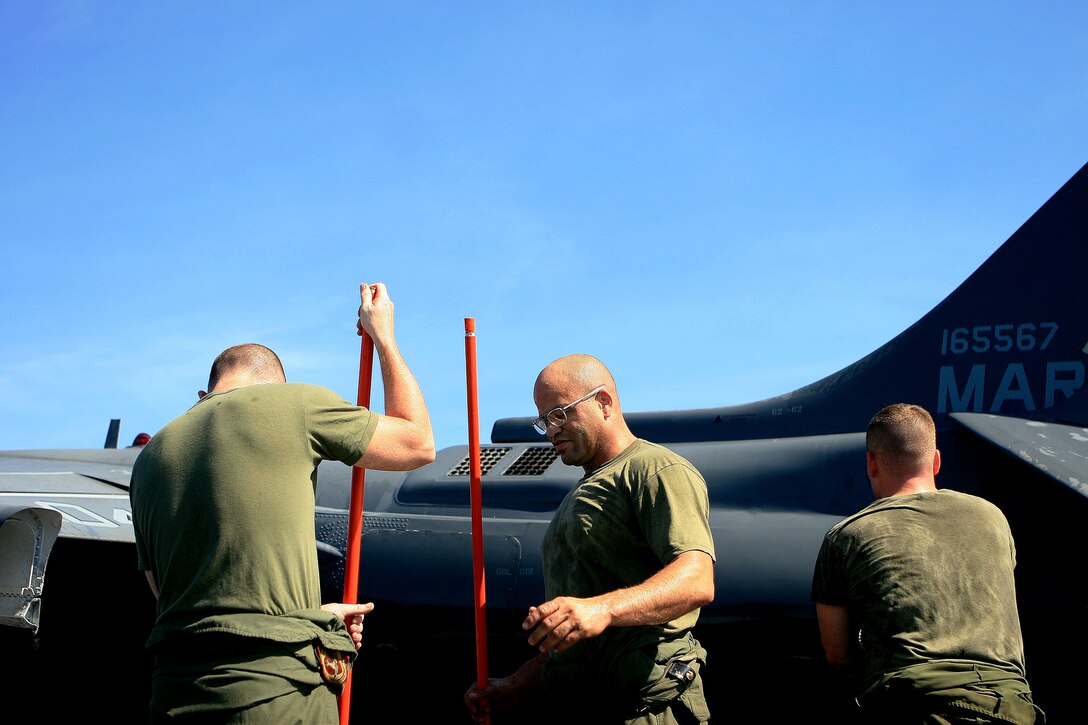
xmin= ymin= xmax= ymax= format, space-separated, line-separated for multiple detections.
xmin=952 ymin=412 xmax=1088 ymax=497
xmin=396 ymin=443 xmax=574 ymax=511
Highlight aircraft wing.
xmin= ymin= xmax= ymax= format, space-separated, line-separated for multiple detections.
xmin=0 ymin=449 xmax=138 ymax=543
xmin=950 ymin=412 xmax=1088 ymax=499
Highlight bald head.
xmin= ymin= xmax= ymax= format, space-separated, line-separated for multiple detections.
xmin=533 ymin=354 xmax=633 ymax=472
xmin=207 ymin=343 xmax=286 ymax=394
xmin=535 ymin=354 xmax=618 ymax=404
xmin=866 ymin=403 xmax=938 ymax=482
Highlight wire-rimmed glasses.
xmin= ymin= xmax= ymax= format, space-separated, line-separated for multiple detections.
xmin=532 ymin=385 xmax=605 ymax=435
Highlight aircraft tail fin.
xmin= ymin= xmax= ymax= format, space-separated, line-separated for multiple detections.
xmin=493 ymin=161 xmax=1088 ymax=444
xmin=104 ymin=419 xmax=120 ymax=449
xmin=787 ymin=160 xmax=1088 ymax=433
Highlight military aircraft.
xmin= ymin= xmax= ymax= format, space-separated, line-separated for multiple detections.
xmin=2 ymin=161 xmax=1085 ymax=723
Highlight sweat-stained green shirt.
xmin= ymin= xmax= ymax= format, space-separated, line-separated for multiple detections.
xmin=130 ymin=382 xmax=376 ymax=652
xmin=541 ymin=438 xmax=716 ymax=697
xmin=811 ymin=489 xmax=1029 ymax=687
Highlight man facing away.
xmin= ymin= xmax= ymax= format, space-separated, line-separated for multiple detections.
xmin=811 ymin=403 xmax=1044 ymax=724
xmin=130 ymin=282 xmax=435 ymax=723
xmin=465 ymin=354 xmax=716 ymax=724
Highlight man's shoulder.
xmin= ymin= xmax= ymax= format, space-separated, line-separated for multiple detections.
xmin=935 ymin=488 xmax=1008 ymax=522
xmin=827 ymin=489 xmax=999 ymax=539
xmin=621 ymin=440 xmax=704 ymax=480
xmin=231 ymin=382 xmax=354 ymax=409
xmin=137 ymin=383 xmax=348 ymax=448
xmin=825 ymin=496 xmax=905 ymax=538
xmin=936 ymin=487 xmax=991 ymax=506
xmin=627 ymin=438 xmax=684 ymax=459
xmin=254 ymin=381 xmax=338 ymax=397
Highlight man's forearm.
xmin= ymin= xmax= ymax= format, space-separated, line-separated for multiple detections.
xmin=373 ymin=337 xmax=429 ymax=429
xmin=601 ymin=550 xmax=715 ymax=628
xmin=511 ymin=651 xmax=548 ymax=693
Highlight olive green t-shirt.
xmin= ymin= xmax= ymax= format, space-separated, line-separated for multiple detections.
xmin=130 ymin=382 xmax=376 ymax=650
xmin=542 ymin=439 xmax=715 ymax=663
xmin=811 ymin=489 xmax=1028 ymax=686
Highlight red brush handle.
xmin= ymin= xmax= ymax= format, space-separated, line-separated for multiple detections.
xmin=339 ymin=331 xmax=374 ymax=724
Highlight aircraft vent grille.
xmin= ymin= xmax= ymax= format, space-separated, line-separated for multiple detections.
xmin=447 ymin=447 xmax=512 ymax=477
xmin=502 ymin=446 xmax=558 ymax=476
xmin=362 ymin=515 xmax=410 ymax=531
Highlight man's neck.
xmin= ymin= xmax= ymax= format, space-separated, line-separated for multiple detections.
xmin=885 ymin=477 xmax=938 ymax=498
xmin=209 ymin=375 xmax=278 ymax=395
xmin=582 ymin=431 xmax=638 ymax=474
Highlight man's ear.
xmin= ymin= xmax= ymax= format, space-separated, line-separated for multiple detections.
xmin=932 ymin=449 xmax=942 ymax=477
xmin=597 ymin=389 xmax=614 ymax=419
xmin=866 ymin=450 xmax=878 ymax=479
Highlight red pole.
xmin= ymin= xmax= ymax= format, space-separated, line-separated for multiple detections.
xmin=339 ymin=330 xmax=374 ymax=725
xmin=465 ymin=318 xmax=490 ymax=723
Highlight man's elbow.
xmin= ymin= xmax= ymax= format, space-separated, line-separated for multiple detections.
xmin=413 ymin=439 xmax=437 ymax=468
xmin=684 ymin=565 xmax=714 ymax=609
xmin=399 ymin=431 xmax=435 ymax=470
xmin=690 ymin=553 xmax=715 ymax=608
xmin=694 ymin=578 xmax=715 ymax=608
xmin=358 ymin=435 xmax=436 ymax=472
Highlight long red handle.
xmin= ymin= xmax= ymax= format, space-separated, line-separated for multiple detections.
xmin=339 ymin=331 xmax=374 ymax=724
xmin=465 ymin=318 xmax=490 ymax=723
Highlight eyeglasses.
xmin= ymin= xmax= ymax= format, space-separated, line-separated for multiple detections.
xmin=532 ymin=385 xmax=605 ymax=435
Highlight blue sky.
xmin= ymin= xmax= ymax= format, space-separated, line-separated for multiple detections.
xmin=2 ymin=2 xmax=1086 ymax=452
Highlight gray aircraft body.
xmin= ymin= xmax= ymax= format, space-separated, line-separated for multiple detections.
xmin=2 ymin=162 xmax=1086 ymax=722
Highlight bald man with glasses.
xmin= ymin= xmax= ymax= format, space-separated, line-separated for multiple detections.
xmin=465 ymin=354 xmax=716 ymax=725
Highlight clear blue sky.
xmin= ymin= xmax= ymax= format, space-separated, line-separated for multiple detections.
xmin=2 ymin=2 xmax=1086 ymax=452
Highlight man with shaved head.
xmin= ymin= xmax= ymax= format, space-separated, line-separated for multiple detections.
xmin=466 ymin=354 xmax=716 ymax=724
xmin=811 ymin=404 xmax=1043 ymax=724
xmin=131 ymin=283 xmax=435 ymax=724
